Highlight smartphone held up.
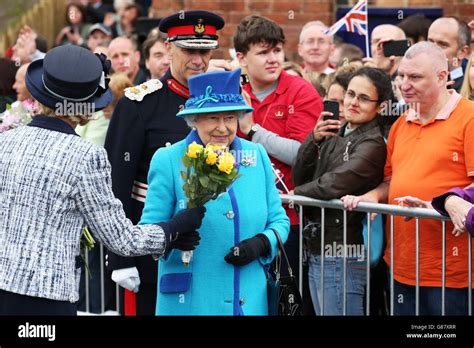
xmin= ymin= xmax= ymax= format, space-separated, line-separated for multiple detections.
xmin=383 ymin=39 xmax=411 ymax=57
xmin=323 ymin=100 xmax=340 ymax=134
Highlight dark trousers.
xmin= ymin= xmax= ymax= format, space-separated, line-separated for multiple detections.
xmin=393 ymin=279 xmax=474 ymax=315
xmin=276 ymin=224 xmax=315 ymax=315
xmin=0 ymin=289 xmax=76 ymax=315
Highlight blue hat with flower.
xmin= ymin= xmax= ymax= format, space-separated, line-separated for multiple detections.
xmin=176 ymin=68 xmax=253 ymax=117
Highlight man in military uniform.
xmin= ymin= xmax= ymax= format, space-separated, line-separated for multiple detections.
xmin=104 ymin=10 xmax=225 ymax=315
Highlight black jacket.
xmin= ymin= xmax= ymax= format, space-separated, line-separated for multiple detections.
xmin=292 ymin=118 xmax=387 ymax=254
xmin=104 ymin=71 xmax=190 ymax=283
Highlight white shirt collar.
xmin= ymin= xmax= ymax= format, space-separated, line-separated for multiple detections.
xmin=450 ymin=66 xmax=464 ymax=81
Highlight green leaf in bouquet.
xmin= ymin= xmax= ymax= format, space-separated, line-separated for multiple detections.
xmin=189 ymin=180 xmax=196 ymax=192
xmin=207 ymin=180 xmax=218 ymax=192
xmin=196 ymin=158 xmax=206 ymax=173
xmin=209 ymin=171 xmax=228 ymax=183
xmin=182 ymin=155 xmax=192 ymax=168
xmin=203 ymin=158 xmax=213 ymax=171
xmin=180 ymin=170 xmax=188 ymax=181
xmin=187 ymin=200 xmax=198 ymax=208
xmin=182 ymin=183 xmax=189 ymax=195
xmin=228 ymin=172 xmax=241 ymax=182
xmin=216 ymin=184 xmax=227 ymax=194
xmin=198 ymin=175 xmax=210 ymax=188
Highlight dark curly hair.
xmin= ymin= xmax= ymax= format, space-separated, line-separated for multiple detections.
xmin=65 ymin=3 xmax=87 ymax=25
xmin=349 ymin=67 xmax=393 ymax=103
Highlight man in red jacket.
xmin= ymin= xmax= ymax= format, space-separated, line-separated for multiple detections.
xmin=234 ymin=15 xmax=323 ymax=312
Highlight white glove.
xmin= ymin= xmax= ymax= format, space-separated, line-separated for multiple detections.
xmin=111 ymin=267 xmax=140 ymax=293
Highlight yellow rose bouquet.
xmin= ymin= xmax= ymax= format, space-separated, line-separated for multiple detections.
xmin=180 ymin=141 xmax=241 ymax=265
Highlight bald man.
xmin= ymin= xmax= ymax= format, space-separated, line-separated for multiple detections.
xmin=298 ymin=21 xmax=335 ymax=74
xmin=12 ymin=64 xmax=31 ymax=102
xmin=364 ymin=24 xmax=408 ymax=131
xmin=428 ymin=17 xmax=471 ymax=92
xmin=342 ymin=41 xmax=474 ymax=315
xmin=108 ymin=36 xmax=146 ymax=84
xmin=365 ymin=24 xmax=407 ymax=77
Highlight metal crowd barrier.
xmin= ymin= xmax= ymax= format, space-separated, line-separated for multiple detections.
xmin=81 ymin=194 xmax=473 ymax=316
xmin=280 ymin=194 xmax=473 ymax=316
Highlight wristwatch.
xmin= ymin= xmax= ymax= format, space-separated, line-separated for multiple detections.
xmin=246 ymin=123 xmax=260 ymax=141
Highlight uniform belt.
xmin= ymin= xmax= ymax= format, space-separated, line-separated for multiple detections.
xmin=131 ymin=180 xmax=148 ymax=203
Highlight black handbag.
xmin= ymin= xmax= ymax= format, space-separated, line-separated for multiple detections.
xmin=266 ymin=229 xmax=304 ymax=316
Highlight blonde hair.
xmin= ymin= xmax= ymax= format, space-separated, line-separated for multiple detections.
xmin=306 ymin=71 xmax=328 ymax=97
xmin=460 ymin=52 xmax=474 ymax=100
xmin=322 ymin=62 xmax=362 ymax=88
xmin=282 ymin=61 xmax=307 ymax=79
xmin=335 ymin=61 xmax=363 ymax=76
xmin=108 ymin=73 xmax=134 ymax=110
xmin=36 ymin=103 xmax=90 ymax=126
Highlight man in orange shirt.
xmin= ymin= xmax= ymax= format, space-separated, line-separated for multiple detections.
xmin=342 ymin=41 xmax=474 ymax=315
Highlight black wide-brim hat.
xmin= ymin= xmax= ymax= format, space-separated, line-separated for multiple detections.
xmin=26 ymin=45 xmax=112 ymax=112
xmin=159 ymin=10 xmax=225 ymax=50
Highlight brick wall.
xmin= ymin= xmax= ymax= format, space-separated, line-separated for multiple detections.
xmin=151 ymin=0 xmax=474 ymax=63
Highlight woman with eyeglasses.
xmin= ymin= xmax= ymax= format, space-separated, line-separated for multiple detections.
xmin=291 ymin=67 xmax=392 ymax=315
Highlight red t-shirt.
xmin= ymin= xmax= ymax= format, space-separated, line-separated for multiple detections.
xmin=242 ymin=70 xmax=323 ymax=224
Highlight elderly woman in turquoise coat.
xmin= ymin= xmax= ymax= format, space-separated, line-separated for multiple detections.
xmin=140 ymin=69 xmax=290 ymax=315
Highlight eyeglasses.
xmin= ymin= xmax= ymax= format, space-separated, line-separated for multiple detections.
xmin=344 ymin=90 xmax=379 ymax=104
xmin=301 ymin=38 xmax=330 ymax=47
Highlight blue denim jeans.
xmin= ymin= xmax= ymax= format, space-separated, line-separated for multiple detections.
xmin=308 ymin=254 xmax=366 ymax=315
xmin=393 ymin=279 xmax=474 ymax=315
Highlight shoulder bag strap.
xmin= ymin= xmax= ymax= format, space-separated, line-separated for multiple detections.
xmin=270 ymin=229 xmax=293 ymax=278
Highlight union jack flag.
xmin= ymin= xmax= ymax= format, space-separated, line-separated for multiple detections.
xmin=324 ymin=0 xmax=368 ymax=36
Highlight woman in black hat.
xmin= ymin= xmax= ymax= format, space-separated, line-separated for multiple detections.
xmin=0 ymin=45 xmax=205 ymax=315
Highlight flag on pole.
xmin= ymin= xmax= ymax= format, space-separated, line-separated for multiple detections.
xmin=324 ymin=0 xmax=368 ymax=36
xmin=324 ymin=0 xmax=370 ymax=57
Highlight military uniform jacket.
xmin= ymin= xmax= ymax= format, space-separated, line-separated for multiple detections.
xmin=104 ymin=71 xmax=190 ymax=283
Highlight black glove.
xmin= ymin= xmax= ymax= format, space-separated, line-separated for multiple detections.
xmin=169 ymin=230 xmax=200 ymax=251
xmin=160 ymin=207 xmax=206 ymax=252
xmin=224 ymin=234 xmax=270 ymax=266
